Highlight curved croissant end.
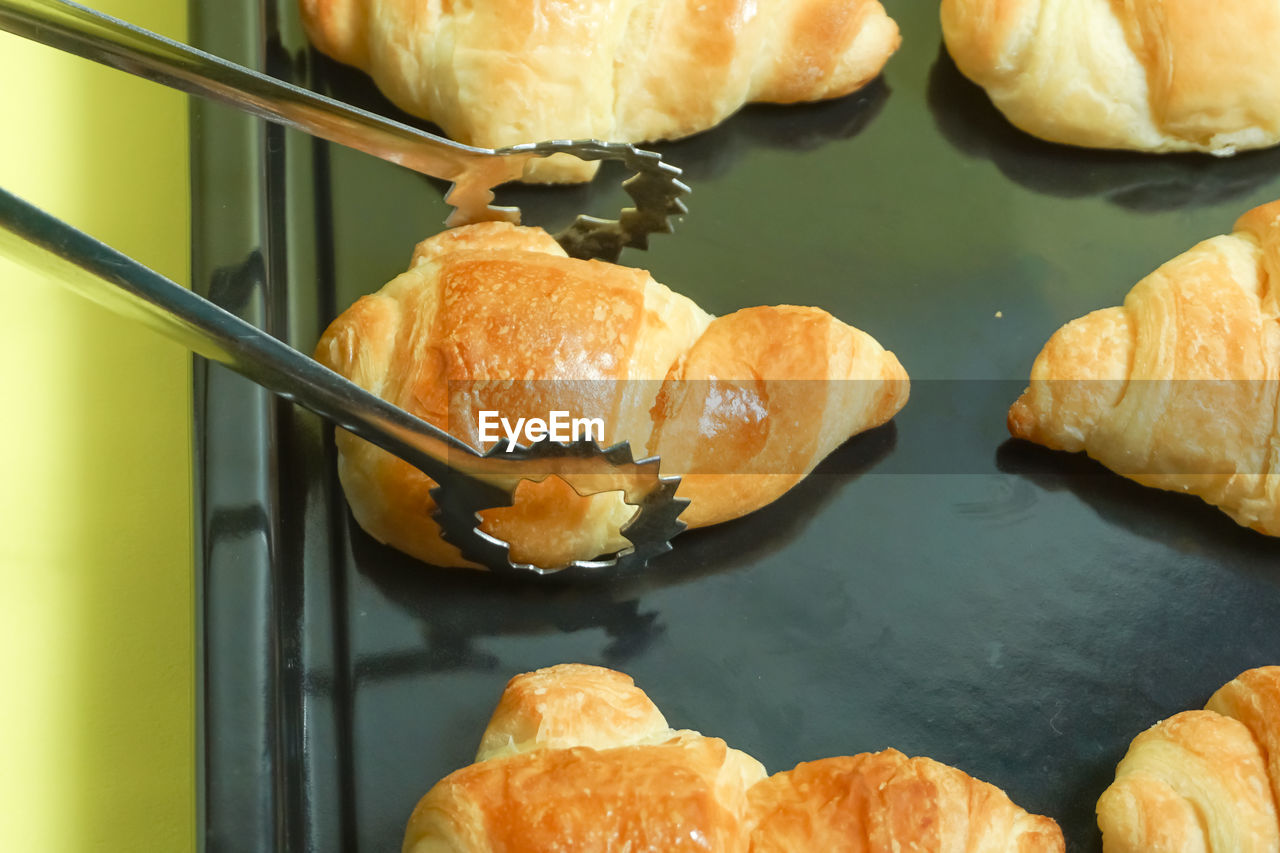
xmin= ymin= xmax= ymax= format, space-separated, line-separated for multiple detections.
xmin=1206 ymin=666 xmax=1280 ymax=813
xmin=941 ymin=0 xmax=1280 ymax=155
xmin=299 ymin=0 xmax=900 ymax=182
xmin=748 ymin=750 xmax=1064 ymax=852
xmin=1008 ymin=199 xmax=1280 ymax=536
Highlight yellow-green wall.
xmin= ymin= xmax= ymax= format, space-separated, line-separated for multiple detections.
xmin=0 ymin=2 xmax=195 ymax=850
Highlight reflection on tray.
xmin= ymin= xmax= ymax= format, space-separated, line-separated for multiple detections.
xmin=353 ymin=549 xmax=665 ymax=676
xmin=928 ymin=48 xmax=1280 ymax=212
xmin=669 ymin=421 xmax=896 ymax=567
xmin=338 ymin=423 xmax=896 ymax=683
xmin=648 ymin=77 xmax=890 ymax=181
xmin=305 ymin=46 xmax=889 ymax=232
xmin=494 ymin=79 xmax=889 ymax=230
xmin=203 ymin=251 xmax=265 ymax=314
xmin=996 ymin=439 xmax=1280 ymax=575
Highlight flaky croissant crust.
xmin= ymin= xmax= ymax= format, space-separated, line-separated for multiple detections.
xmin=1098 ymin=666 xmax=1280 ymax=853
xmin=1009 ymin=200 xmax=1280 ymax=536
xmin=315 ymin=222 xmax=908 ymax=569
xmin=403 ymin=664 xmax=1065 ymax=852
xmin=941 ymin=0 xmax=1280 ymax=155
xmin=298 ymin=0 xmax=900 ymax=181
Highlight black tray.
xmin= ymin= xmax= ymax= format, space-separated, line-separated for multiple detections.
xmin=191 ymin=2 xmax=1280 ymax=850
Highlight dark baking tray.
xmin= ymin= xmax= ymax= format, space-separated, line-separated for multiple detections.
xmin=191 ymin=1 xmax=1280 ymax=850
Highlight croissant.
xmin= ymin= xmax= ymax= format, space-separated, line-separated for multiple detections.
xmin=402 ymin=663 xmax=1066 ymax=852
xmin=297 ymin=0 xmax=901 ymax=182
xmin=1097 ymin=666 xmax=1280 ymax=852
xmin=314 ymin=221 xmax=908 ymax=570
xmin=1007 ymin=200 xmax=1280 ymax=536
xmin=940 ymin=0 xmax=1280 ymax=155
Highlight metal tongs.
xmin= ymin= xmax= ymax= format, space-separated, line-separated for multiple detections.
xmin=0 ymin=188 xmax=687 ymax=577
xmin=0 ymin=0 xmax=693 ymax=575
xmin=0 ymin=0 xmax=690 ymax=262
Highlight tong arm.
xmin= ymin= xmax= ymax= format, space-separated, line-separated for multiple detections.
xmin=0 ymin=0 xmax=534 ymax=223
xmin=0 ymin=186 xmax=688 ymax=574
xmin=0 ymin=185 xmax=529 ymax=494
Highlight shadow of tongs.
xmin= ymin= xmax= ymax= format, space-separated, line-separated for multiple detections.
xmin=0 ymin=188 xmax=688 ymax=577
xmin=0 ymin=0 xmax=690 ymax=262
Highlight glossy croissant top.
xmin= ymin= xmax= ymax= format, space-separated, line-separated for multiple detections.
xmin=314 ymin=222 xmax=908 ymax=569
xmin=299 ymin=0 xmax=900 ymax=181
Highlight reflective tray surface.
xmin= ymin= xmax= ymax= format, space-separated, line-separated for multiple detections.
xmin=191 ymin=2 xmax=1280 ymax=850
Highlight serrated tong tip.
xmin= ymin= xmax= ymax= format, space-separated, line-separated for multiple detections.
xmin=431 ymin=436 xmax=688 ymax=579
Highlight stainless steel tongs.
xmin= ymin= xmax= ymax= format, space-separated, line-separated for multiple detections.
xmin=0 ymin=0 xmax=693 ymax=575
xmin=0 ymin=187 xmax=688 ymax=577
xmin=0 ymin=0 xmax=690 ymax=262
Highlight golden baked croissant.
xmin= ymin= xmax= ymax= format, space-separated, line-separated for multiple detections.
xmin=403 ymin=663 xmax=1065 ymax=852
xmin=298 ymin=0 xmax=901 ymax=182
xmin=941 ymin=0 xmax=1280 ymax=155
xmin=1008 ymin=200 xmax=1280 ymax=536
xmin=1097 ymin=666 xmax=1280 ymax=852
xmin=314 ymin=221 xmax=908 ymax=570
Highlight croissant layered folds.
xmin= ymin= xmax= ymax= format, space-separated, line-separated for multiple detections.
xmin=403 ymin=664 xmax=1065 ymax=852
xmin=941 ymin=0 xmax=1280 ymax=155
xmin=1008 ymin=200 xmax=1280 ymax=535
xmin=314 ymin=222 xmax=908 ymax=569
xmin=298 ymin=0 xmax=901 ymax=181
xmin=1098 ymin=666 xmax=1280 ymax=852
